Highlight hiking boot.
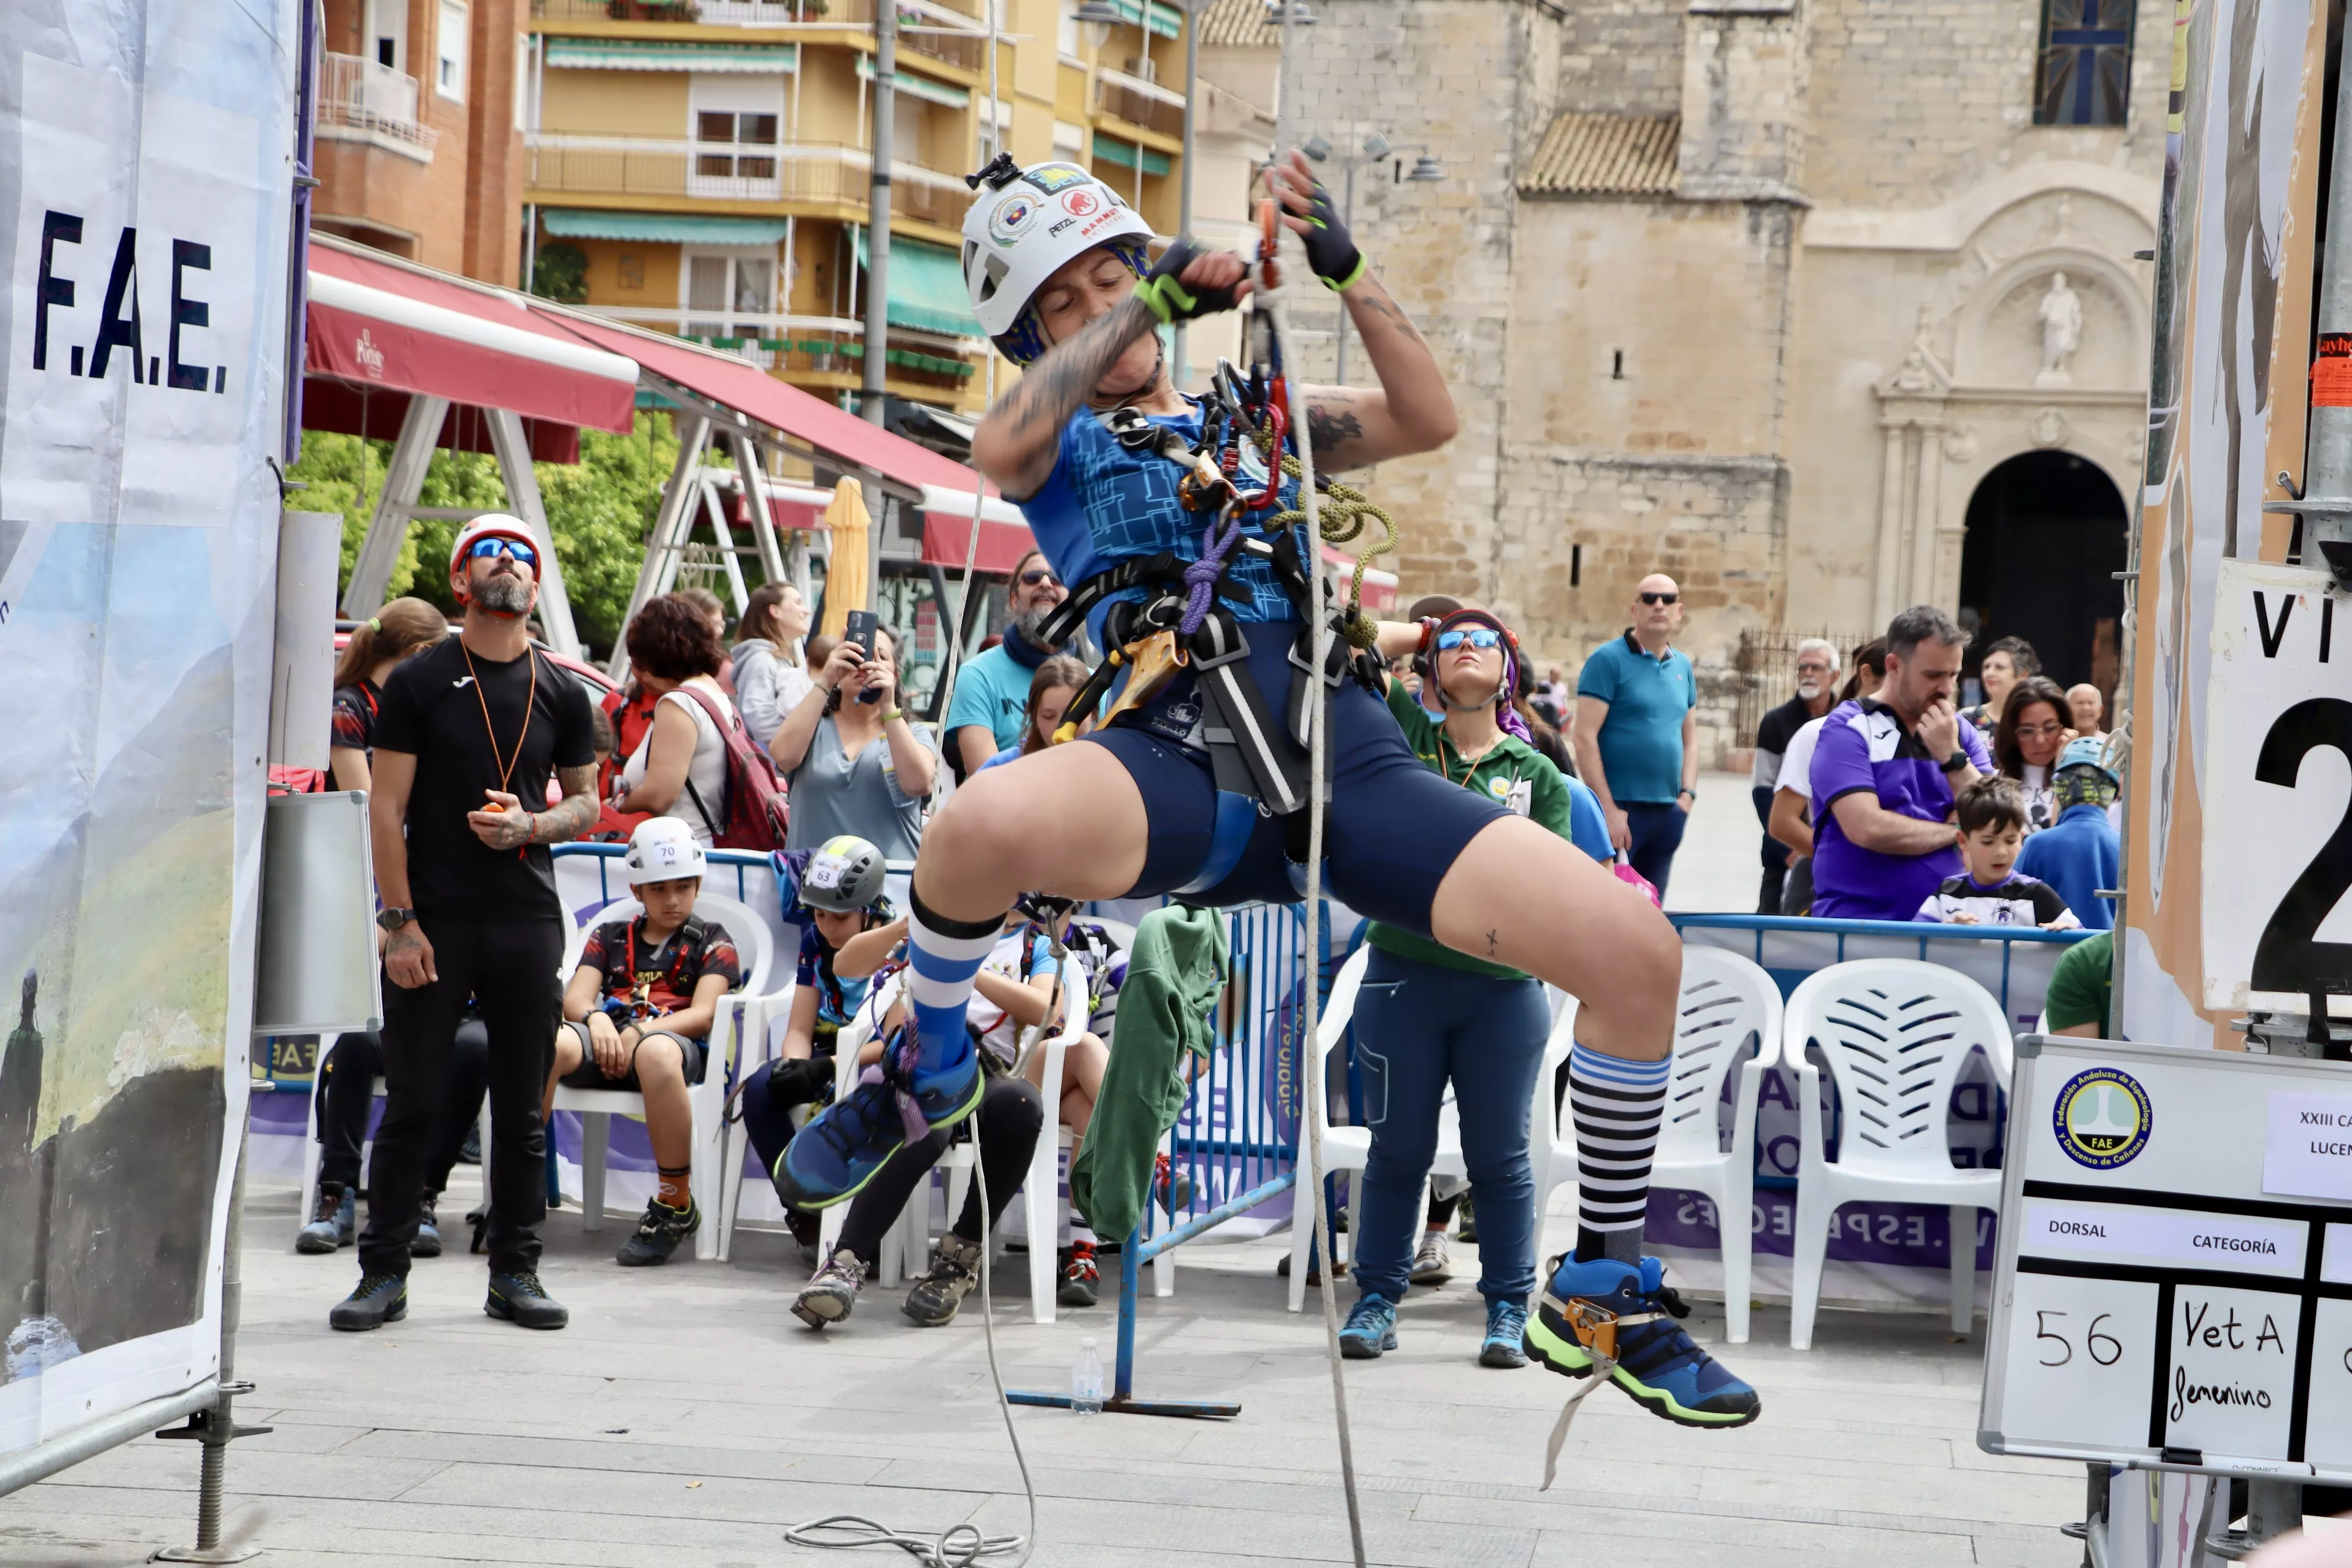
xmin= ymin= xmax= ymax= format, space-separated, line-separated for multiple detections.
xmin=1481 ymin=1298 xmax=1530 ymax=1368
xmin=328 ymin=1272 xmax=407 ymax=1331
xmin=1058 ymin=1241 xmax=1100 ymax=1307
xmin=297 ymin=1184 xmax=354 ymax=1255
xmin=411 ymin=1201 xmax=443 ymax=1259
xmin=1339 ymin=1295 xmax=1399 ymax=1359
xmin=903 ymin=1234 xmax=984 ymax=1327
xmin=616 ymin=1197 xmax=700 ymax=1267
xmin=775 ymin=1027 xmax=982 ymax=1211
xmin=1455 ymin=1197 xmax=1476 ymax=1244
xmin=1153 ymin=1152 xmax=1195 ymax=1214
xmin=1525 ymin=1255 xmax=1759 ymax=1428
xmin=485 ymin=1270 xmax=569 ymax=1330
xmin=793 ymin=1246 xmax=869 ymax=1329
xmin=1409 ymin=1229 xmax=1452 ymax=1286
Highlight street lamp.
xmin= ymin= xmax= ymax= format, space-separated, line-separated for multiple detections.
xmin=1072 ymin=0 xmax=1125 ymax=49
xmin=1263 ymin=0 xmax=1315 ymax=22
xmin=1304 ymin=130 xmax=1442 ymax=381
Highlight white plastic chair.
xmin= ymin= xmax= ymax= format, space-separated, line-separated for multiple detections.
xmin=1782 ymin=959 xmax=2013 ymax=1349
xmin=551 ymin=891 xmax=777 ymax=1263
xmin=1647 ymin=947 xmax=1783 ymax=1346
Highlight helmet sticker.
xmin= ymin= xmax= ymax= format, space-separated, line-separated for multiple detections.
xmin=988 ymin=194 xmax=1039 ymax=247
xmin=1060 ymin=188 xmax=1101 ymax=219
xmin=1021 ymin=163 xmax=1093 ymax=194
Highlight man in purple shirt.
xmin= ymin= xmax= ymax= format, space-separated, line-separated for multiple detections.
xmin=1808 ymin=605 xmax=1991 ymax=921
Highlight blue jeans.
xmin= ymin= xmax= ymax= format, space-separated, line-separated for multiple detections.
xmin=1349 ymin=946 xmax=1551 ymax=1305
xmin=1621 ymin=800 xmax=1690 ymax=900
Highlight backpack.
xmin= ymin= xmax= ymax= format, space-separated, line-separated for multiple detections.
xmin=671 ymin=684 xmax=791 ymax=852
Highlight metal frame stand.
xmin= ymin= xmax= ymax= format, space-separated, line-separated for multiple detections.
xmin=151 ymin=1120 xmax=269 ymax=1563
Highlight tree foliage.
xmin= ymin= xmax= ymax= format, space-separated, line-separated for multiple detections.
xmin=290 ymin=411 xmax=684 ymax=658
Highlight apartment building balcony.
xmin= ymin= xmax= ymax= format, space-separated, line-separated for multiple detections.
xmin=527 ymin=133 xmax=969 ymax=228
xmin=316 ymin=53 xmax=440 ymax=161
xmin=529 ymin=0 xmax=988 ymax=71
xmin=1092 ymin=65 xmax=1184 ymax=143
xmin=578 ymin=304 xmax=980 ymax=400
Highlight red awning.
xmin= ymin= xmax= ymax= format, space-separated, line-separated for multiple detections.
xmin=918 ymin=485 xmax=1037 ymax=573
xmin=541 ymin=311 xmax=991 ymax=501
xmin=305 ymin=241 xmax=639 ymax=433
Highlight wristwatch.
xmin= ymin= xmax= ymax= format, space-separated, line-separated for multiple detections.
xmin=375 ymin=906 xmax=416 ymax=932
xmin=1939 ymin=750 xmax=1970 ymax=773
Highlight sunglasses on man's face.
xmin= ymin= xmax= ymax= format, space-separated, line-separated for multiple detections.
xmin=468 ymin=536 xmax=536 ymax=568
xmin=1436 ymin=626 xmax=1503 ymax=652
xmin=1019 ymin=569 xmax=1060 ymax=588
xmin=1639 ymin=592 xmax=1679 ymax=606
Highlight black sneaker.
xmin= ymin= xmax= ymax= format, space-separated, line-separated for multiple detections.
xmin=615 ymin=1198 xmax=700 ymax=1267
xmin=412 ymin=1201 xmax=443 ymax=1259
xmin=485 ymin=1270 xmax=569 ymax=1329
xmin=328 ymin=1272 xmax=407 ymax=1331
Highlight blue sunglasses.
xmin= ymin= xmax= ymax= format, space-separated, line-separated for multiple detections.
xmin=1435 ymin=626 xmax=1502 ymax=652
xmin=467 ymin=535 xmax=536 ymax=567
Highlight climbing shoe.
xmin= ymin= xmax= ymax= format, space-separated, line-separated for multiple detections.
xmin=1409 ymin=1229 xmax=1453 ymax=1286
xmin=328 ymin=1272 xmax=407 ymax=1331
xmin=1338 ymin=1295 xmax=1399 ymax=1359
xmin=1153 ymin=1152 xmax=1195 ymax=1214
xmin=775 ymin=1028 xmax=982 ymax=1210
xmin=484 ymin=1270 xmax=569 ymax=1330
xmin=411 ymin=1201 xmax=443 ymax=1259
xmin=1481 ymin=1298 xmax=1530 ymax=1368
xmin=904 ymin=1234 xmax=984 ymax=1327
xmin=1058 ymin=1241 xmax=1100 ymax=1308
xmin=616 ymin=1197 xmax=700 ymax=1267
xmin=298 ymin=1184 xmax=354 ymax=1255
xmin=793 ymin=1245 xmax=869 ymax=1329
xmin=1524 ymin=1255 xmax=1759 ymax=1427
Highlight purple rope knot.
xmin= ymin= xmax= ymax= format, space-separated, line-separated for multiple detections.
xmin=1180 ymin=512 xmax=1244 ymax=636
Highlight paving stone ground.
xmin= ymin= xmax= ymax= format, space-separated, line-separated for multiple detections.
xmin=0 ymin=1167 xmax=2088 ymax=1568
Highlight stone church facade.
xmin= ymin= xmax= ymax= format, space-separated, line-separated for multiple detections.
xmin=1270 ymin=0 xmax=2166 ymax=763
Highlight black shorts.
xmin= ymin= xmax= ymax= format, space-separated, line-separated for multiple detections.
xmin=1080 ymin=626 xmax=1510 ymax=936
xmin=557 ymin=1020 xmax=708 ymax=1091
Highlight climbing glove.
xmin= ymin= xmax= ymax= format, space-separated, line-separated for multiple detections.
xmin=1291 ymin=178 xmax=1367 ymax=292
xmin=1133 ymin=237 xmax=1243 ymax=325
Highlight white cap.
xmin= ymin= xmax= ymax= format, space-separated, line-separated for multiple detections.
xmin=625 ymin=817 xmax=707 ymax=886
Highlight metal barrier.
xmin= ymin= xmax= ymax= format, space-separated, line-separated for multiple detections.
xmin=1010 ymin=903 xmax=1323 ymax=1419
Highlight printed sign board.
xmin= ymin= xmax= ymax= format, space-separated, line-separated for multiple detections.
xmin=1980 ymin=1035 xmax=2352 ymax=1479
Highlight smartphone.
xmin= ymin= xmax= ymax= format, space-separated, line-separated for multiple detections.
xmin=843 ymin=610 xmax=883 ymax=703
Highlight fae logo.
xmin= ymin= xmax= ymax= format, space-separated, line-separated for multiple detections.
xmin=1061 ymin=189 xmax=1100 ymax=219
xmin=988 ymin=194 xmax=1038 ymax=247
xmin=355 ymin=329 xmax=386 ymax=380
xmin=2052 ymin=1067 xmax=2153 ymax=1170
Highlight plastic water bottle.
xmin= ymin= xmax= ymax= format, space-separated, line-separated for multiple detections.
xmin=1070 ymin=1337 xmax=1105 ymax=1415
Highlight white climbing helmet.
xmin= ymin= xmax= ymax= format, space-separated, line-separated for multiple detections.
xmin=961 ymin=160 xmax=1156 ymax=364
xmin=625 ymin=816 xmax=707 ymax=886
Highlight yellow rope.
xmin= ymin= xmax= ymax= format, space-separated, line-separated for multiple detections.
xmin=1249 ymin=422 xmax=1396 ymax=647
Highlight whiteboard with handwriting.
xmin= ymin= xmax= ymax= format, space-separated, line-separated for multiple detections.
xmin=1979 ymin=1036 xmax=2352 ymax=1480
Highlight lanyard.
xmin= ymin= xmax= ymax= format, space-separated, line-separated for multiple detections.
xmin=461 ymin=644 xmax=536 ymax=854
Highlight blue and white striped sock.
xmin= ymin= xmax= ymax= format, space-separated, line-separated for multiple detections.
xmin=904 ymin=893 xmax=1001 ymax=1086
xmin=1567 ymin=1043 xmax=1672 ymax=1265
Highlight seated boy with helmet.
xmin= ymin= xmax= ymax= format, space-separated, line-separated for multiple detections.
xmin=775 ymin=149 xmax=1756 ymax=1426
xmin=541 ymin=817 xmax=743 ymax=1266
xmin=730 ymin=835 xmax=905 ymax=1251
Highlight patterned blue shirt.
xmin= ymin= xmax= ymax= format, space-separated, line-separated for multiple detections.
xmin=1016 ymin=401 xmax=1305 ymax=646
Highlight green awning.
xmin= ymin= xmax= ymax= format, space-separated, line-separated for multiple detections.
xmin=540 ymin=210 xmax=790 ymax=244
xmin=853 ymin=232 xmax=982 ymax=338
xmin=544 ymin=39 xmax=799 ymax=72
xmin=1092 ymin=133 xmax=1171 ymax=178
xmin=1104 ymin=0 xmax=1184 ymax=38
xmin=854 ymin=55 xmax=971 ymax=108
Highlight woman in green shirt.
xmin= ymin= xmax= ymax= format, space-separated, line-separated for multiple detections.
xmin=1341 ymin=606 xmax=1580 ymax=1370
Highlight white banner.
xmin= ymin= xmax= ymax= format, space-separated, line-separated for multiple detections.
xmin=0 ymin=4 xmax=296 ymax=1457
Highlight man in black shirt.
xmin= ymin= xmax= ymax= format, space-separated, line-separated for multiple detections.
xmin=1749 ymin=639 xmax=1838 ymax=914
xmin=332 ymin=515 xmax=599 ymax=1332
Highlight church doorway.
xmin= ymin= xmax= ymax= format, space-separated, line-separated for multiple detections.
xmin=1956 ymin=449 xmax=2128 ymax=703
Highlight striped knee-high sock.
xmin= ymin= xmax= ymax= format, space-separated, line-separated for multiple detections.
xmin=1568 ymin=1043 xmax=1671 ymax=1265
xmin=905 ymin=893 xmax=1002 ymax=1084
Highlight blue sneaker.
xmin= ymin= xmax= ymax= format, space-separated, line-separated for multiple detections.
xmin=1339 ymin=1295 xmax=1399 ymax=1359
xmin=1524 ymin=1255 xmax=1760 ymax=1427
xmin=773 ymin=1025 xmax=984 ymax=1211
xmin=1481 ymin=1298 xmax=1530 ymax=1368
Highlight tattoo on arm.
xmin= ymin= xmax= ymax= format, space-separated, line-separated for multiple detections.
xmin=1306 ymin=400 xmax=1365 ymax=454
xmin=531 ymin=764 xmax=603 ymax=845
xmin=990 ymin=296 xmax=1158 ymax=443
xmin=1346 ymin=276 xmax=1428 ymax=347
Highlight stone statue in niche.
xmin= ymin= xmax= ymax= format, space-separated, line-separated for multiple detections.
xmin=2036 ymin=272 xmax=2083 ymax=387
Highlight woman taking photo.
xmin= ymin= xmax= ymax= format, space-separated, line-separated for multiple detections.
xmin=771 ymin=623 xmax=939 ymax=863
xmin=1993 ymin=675 xmax=2075 ymax=834
xmin=728 ymin=582 xmax=814 ymax=752
xmin=979 ymin=655 xmax=1092 ymax=772
xmin=1340 ymin=605 xmax=1582 ymax=1370
xmin=613 ymin=594 xmax=739 ymax=847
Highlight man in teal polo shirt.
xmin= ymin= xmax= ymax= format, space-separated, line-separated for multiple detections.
xmin=1574 ymin=573 xmax=1698 ymax=897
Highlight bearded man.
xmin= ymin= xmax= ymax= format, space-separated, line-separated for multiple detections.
xmin=942 ymin=547 xmax=1074 ymax=781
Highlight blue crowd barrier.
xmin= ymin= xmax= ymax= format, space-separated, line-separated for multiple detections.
xmin=1670 ymin=912 xmax=2092 ymax=1033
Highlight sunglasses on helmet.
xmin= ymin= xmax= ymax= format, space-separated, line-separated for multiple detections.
xmin=1435 ymin=626 xmax=1504 ymax=652
xmin=467 ymin=535 xmax=537 ymax=568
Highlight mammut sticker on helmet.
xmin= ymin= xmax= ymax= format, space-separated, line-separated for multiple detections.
xmin=1060 ymin=188 xmax=1101 ymax=218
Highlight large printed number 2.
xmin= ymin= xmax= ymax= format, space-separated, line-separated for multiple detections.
xmin=2251 ymin=698 xmax=2352 ymax=995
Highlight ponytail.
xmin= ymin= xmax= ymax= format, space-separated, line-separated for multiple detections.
xmin=336 ymin=597 xmax=449 ymax=688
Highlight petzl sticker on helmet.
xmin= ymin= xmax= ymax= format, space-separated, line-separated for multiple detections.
xmin=989 ymin=194 xmax=1040 ymax=246
xmin=2051 ymin=1066 xmax=2152 ymax=1170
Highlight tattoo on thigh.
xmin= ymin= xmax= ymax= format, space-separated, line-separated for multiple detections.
xmin=1485 ymin=928 xmax=1500 ymax=958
